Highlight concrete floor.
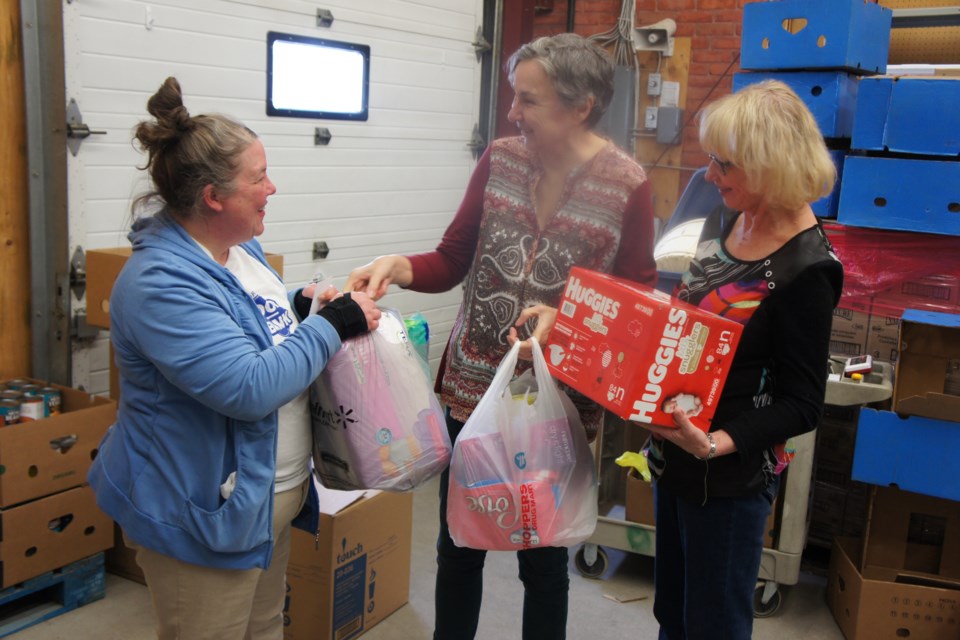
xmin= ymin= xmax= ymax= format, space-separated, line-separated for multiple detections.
xmin=15 ymin=475 xmax=844 ymax=640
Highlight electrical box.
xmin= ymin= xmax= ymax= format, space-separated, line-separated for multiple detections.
xmin=656 ymin=107 xmax=683 ymax=144
xmin=647 ymin=72 xmax=661 ymax=96
xmin=644 ymin=106 xmax=658 ymax=130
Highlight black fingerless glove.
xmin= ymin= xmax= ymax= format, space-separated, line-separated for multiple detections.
xmin=293 ymin=289 xmax=312 ymax=320
xmin=316 ymin=293 xmax=370 ymax=341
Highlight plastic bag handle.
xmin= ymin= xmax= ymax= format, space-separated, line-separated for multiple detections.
xmin=487 ymin=339 xmax=523 ymax=403
xmin=527 ymin=337 xmax=565 ymax=409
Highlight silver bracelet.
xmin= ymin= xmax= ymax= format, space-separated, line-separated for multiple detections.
xmin=694 ymin=432 xmax=717 ymax=461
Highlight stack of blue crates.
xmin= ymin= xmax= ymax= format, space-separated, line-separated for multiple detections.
xmin=839 ymin=76 xmax=960 ymax=236
xmin=734 ymin=0 xmax=893 ymax=219
xmin=735 ymin=1 xmax=960 ymax=505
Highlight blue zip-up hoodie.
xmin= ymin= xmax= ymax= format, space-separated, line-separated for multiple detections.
xmin=88 ymin=212 xmax=338 ymax=570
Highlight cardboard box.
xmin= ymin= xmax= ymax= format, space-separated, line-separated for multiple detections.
xmin=809 ymin=480 xmax=869 ymax=546
xmin=624 ymin=468 xmax=655 ymax=527
xmin=0 ymin=379 xmax=116 ymax=508
xmin=863 ymin=487 xmax=960 ymax=580
xmin=852 ymin=76 xmax=960 ymax=157
xmin=86 ymin=247 xmax=285 ymax=329
xmin=546 ymin=268 xmax=743 ymax=432
xmin=741 ymin=0 xmax=892 ymax=74
xmin=865 ymin=310 xmax=901 ymax=363
xmin=837 ymin=156 xmax=960 ymax=237
xmin=827 ymin=535 xmax=960 ymax=640
xmin=812 ymin=149 xmax=845 ymax=219
xmin=733 ymin=71 xmax=859 ymax=139
xmin=0 ymin=485 xmax=114 ymax=587
xmin=284 ymin=484 xmax=413 ymax=640
xmin=830 ymin=301 xmax=871 ymax=357
xmin=875 ymin=274 xmax=960 ymax=317
xmin=105 ymin=523 xmax=144 ymax=585
xmin=853 ymin=408 xmax=960 ymax=501
xmin=893 ymin=309 xmax=960 ymax=421
xmin=815 ymin=404 xmax=860 ymax=473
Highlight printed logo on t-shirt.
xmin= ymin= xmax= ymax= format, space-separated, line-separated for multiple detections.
xmin=252 ymin=293 xmax=294 ymax=338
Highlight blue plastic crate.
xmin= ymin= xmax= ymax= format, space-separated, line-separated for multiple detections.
xmin=733 ymin=71 xmax=859 ymax=138
xmin=852 ymin=76 xmax=960 ymax=156
xmin=852 ymin=408 xmax=960 ymax=501
xmin=812 ymin=150 xmax=845 ymax=219
xmin=741 ymin=0 xmax=892 ymax=74
xmin=0 ymin=553 xmax=105 ymax=638
xmin=837 ymin=155 xmax=960 ymax=236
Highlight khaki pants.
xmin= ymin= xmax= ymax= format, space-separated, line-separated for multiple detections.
xmin=126 ymin=480 xmax=309 ymax=640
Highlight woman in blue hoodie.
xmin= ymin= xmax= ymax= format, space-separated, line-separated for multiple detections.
xmin=88 ymin=77 xmax=380 ymax=640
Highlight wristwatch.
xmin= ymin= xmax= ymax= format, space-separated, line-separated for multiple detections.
xmin=694 ymin=432 xmax=717 ymax=461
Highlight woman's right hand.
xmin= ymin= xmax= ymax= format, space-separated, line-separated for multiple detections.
xmin=345 ymin=255 xmax=413 ymax=300
xmin=508 ymin=304 xmax=558 ymax=360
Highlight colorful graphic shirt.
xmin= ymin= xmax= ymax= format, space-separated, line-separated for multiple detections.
xmin=650 ymin=207 xmax=843 ymax=502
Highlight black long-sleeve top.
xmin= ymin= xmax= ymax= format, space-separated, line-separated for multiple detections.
xmin=649 ymin=208 xmax=844 ymax=503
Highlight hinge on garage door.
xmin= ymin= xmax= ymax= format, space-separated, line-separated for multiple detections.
xmin=66 ymin=99 xmax=106 ymax=156
xmin=69 ymin=246 xmax=86 ymax=299
xmin=467 ymin=123 xmax=487 ymax=160
xmin=472 ymin=26 xmax=492 ymax=61
xmin=69 ymin=246 xmax=100 ymax=340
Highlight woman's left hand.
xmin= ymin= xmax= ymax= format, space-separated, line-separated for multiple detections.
xmin=507 ymin=304 xmax=558 ymax=360
xmin=646 ymin=409 xmax=720 ymax=459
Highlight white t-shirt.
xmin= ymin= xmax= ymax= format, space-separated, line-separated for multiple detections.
xmin=220 ymin=246 xmax=312 ymax=494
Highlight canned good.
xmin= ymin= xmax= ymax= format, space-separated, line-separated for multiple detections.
xmin=4 ymin=379 xmax=32 ymax=391
xmin=0 ymin=400 xmax=20 ymax=425
xmin=0 ymin=390 xmax=23 ymax=402
xmin=40 ymin=387 xmax=62 ymax=416
xmin=19 ymin=384 xmax=42 ymax=397
xmin=19 ymin=396 xmax=45 ymax=422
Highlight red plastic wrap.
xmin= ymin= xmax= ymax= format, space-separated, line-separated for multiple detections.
xmin=824 ymin=223 xmax=960 ymax=316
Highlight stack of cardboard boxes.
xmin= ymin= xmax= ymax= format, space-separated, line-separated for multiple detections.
xmin=0 ymin=378 xmax=116 ymax=629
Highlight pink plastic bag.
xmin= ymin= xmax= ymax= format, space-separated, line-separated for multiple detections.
xmin=447 ymin=338 xmax=598 ymax=550
xmin=310 ymin=309 xmax=451 ymax=491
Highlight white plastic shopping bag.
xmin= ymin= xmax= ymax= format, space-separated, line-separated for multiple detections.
xmin=310 ymin=308 xmax=451 ymax=491
xmin=447 ymin=338 xmax=598 ymax=550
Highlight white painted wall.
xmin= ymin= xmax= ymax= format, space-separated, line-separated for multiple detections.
xmin=64 ymin=0 xmax=482 ymax=393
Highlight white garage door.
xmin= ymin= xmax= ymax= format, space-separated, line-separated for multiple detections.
xmin=64 ymin=0 xmax=483 ymax=393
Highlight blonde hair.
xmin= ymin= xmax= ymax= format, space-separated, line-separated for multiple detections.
xmin=699 ymin=79 xmax=836 ymax=211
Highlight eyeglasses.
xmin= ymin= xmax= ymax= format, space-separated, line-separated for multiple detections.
xmin=707 ymin=153 xmax=733 ymax=176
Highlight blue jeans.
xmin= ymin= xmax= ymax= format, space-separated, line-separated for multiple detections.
xmin=653 ymin=480 xmax=775 ymax=640
xmin=434 ymin=410 xmax=569 ymax=640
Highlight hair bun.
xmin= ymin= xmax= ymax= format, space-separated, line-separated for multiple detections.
xmin=170 ymin=105 xmax=195 ymax=133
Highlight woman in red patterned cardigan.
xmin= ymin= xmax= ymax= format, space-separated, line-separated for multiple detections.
xmin=347 ymin=33 xmax=656 ymax=640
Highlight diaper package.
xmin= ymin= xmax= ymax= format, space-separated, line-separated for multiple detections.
xmin=310 ymin=308 xmax=450 ymax=491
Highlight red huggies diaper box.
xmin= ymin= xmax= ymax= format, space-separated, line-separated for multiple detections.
xmin=546 ymin=267 xmax=743 ymax=432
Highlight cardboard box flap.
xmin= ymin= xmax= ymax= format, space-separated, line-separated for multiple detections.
xmin=896 ymin=393 xmax=960 ymax=422
xmin=894 ymin=309 xmax=960 ymax=421
xmin=315 ymin=480 xmax=378 ymax=516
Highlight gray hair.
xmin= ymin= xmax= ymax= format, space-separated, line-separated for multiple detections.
xmin=506 ymin=33 xmax=614 ymax=129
